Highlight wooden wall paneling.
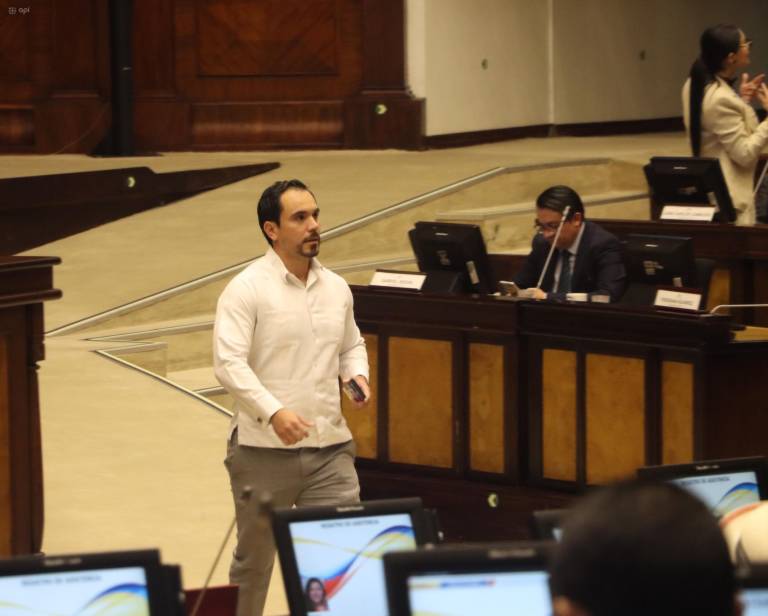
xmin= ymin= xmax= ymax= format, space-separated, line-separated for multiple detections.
xmin=360 ymin=0 xmax=406 ymax=90
xmin=0 ymin=107 xmax=35 ymax=147
xmin=585 ymin=353 xmax=646 ymax=484
xmin=51 ymin=0 xmax=99 ymax=93
xmin=0 ymin=332 xmax=11 ymax=555
xmin=133 ymin=0 xmax=176 ymax=97
xmin=388 ymin=336 xmax=453 ymax=468
xmin=0 ymin=0 xmax=34 ymax=88
xmin=541 ymin=349 xmax=578 ymax=482
xmin=134 ymin=100 xmax=189 ymax=151
xmin=468 ymin=343 xmax=504 ymax=474
xmin=191 ymin=102 xmax=344 ymax=147
xmin=342 ymin=333 xmax=378 ymax=459
xmin=661 ymin=360 xmax=695 ymax=465
xmin=196 ymin=0 xmax=338 ymax=77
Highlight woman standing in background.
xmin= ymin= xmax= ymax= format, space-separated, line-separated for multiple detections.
xmin=683 ymin=24 xmax=768 ymax=225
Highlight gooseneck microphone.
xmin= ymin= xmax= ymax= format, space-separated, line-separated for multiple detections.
xmin=189 ymin=486 xmax=257 ymax=616
xmin=535 ymin=205 xmax=571 ymax=291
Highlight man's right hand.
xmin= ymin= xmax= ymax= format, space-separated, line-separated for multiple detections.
xmin=269 ymin=409 xmax=314 ymax=446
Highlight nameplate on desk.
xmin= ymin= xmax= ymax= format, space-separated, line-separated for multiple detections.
xmin=654 ymin=288 xmax=702 ymax=311
xmin=660 ymin=205 xmax=716 ymax=222
xmin=369 ymin=270 xmax=426 ymax=291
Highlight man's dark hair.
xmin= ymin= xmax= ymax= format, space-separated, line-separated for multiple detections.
xmin=549 ymin=480 xmax=735 ymax=616
xmin=536 ymin=185 xmax=584 ymax=220
xmin=257 ymin=179 xmax=313 ymax=245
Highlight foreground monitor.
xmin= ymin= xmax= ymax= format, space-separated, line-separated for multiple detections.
xmin=272 ymin=497 xmax=436 ymax=616
xmin=384 ymin=542 xmax=553 ymax=616
xmin=0 ymin=549 xmax=173 ymax=616
xmin=408 ymin=221 xmax=495 ymax=294
xmin=638 ymin=456 xmax=768 ymax=517
xmin=738 ymin=565 xmax=768 ymax=615
xmin=644 ymin=156 xmax=736 ymax=222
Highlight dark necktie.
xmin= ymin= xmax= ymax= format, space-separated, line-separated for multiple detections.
xmin=556 ymin=250 xmax=572 ymax=293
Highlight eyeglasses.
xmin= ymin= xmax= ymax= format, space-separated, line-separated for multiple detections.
xmin=741 ymin=39 xmax=753 ymax=49
xmin=533 ymin=219 xmax=564 ymax=232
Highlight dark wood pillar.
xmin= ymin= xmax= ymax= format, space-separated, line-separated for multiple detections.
xmin=0 ymin=256 xmax=61 ymax=555
xmin=344 ymin=0 xmax=424 ymax=149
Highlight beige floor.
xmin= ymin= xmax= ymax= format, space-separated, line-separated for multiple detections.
xmin=9 ymin=132 xmax=688 ymax=614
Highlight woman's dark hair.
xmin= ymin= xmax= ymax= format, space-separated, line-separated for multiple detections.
xmin=689 ymin=25 xmax=742 ymax=156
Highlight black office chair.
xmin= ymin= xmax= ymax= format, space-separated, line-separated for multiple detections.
xmin=694 ymin=257 xmax=715 ymax=310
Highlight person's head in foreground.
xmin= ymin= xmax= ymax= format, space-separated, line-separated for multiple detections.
xmin=549 ymin=480 xmax=740 ymax=616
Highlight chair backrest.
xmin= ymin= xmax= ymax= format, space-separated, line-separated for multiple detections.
xmin=694 ymin=257 xmax=715 ymax=309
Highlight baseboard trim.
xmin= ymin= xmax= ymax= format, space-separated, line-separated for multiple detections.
xmin=425 ymin=125 xmax=550 ymax=149
xmin=426 ymin=117 xmax=683 ymax=149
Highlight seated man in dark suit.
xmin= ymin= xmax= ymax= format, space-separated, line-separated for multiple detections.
xmin=513 ymin=185 xmax=626 ymax=301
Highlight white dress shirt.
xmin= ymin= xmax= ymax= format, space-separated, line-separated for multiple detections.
xmin=213 ymin=248 xmax=369 ymax=448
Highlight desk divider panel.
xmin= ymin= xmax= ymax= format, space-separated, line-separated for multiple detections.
xmin=388 ymin=337 xmax=453 ymax=468
xmin=585 ymin=354 xmax=646 ymax=484
xmin=468 ymin=343 xmax=505 ymax=474
xmin=342 ymin=333 xmax=378 ymax=460
xmin=708 ymin=268 xmax=731 ymax=312
xmin=541 ymin=349 xmax=578 ymax=482
xmin=661 ymin=361 xmax=695 ymax=464
xmin=0 ymin=335 xmax=9 ymax=554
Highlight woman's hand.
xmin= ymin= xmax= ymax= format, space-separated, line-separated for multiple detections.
xmin=740 ymin=72 xmax=765 ymax=103
xmin=756 ymin=83 xmax=768 ymax=112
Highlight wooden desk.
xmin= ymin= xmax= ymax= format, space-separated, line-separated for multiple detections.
xmin=593 ymin=218 xmax=768 ymax=324
xmin=346 ymin=286 xmax=768 ymax=536
xmin=0 ymin=256 xmax=60 ymax=556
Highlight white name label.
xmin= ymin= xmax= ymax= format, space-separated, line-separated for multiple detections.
xmin=369 ymin=270 xmax=426 ymax=291
xmin=660 ymin=205 xmax=716 ymax=222
xmin=654 ymin=288 xmax=702 ymax=311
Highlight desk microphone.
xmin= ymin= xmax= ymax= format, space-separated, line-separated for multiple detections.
xmin=535 ymin=205 xmax=571 ymax=291
xmin=189 ymin=486 xmax=263 ymax=616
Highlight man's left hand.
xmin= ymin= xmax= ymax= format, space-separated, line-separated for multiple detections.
xmin=348 ymin=375 xmax=370 ymax=409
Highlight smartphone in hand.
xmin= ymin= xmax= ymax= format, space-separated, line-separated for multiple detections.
xmin=342 ymin=379 xmax=366 ymax=402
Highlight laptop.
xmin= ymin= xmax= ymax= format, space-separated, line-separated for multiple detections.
xmin=272 ymin=497 xmax=437 ymax=616
xmin=384 ymin=542 xmax=553 ymax=616
xmin=0 ymin=549 xmax=179 ymax=616
xmin=637 ymin=456 xmax=768 ymax=517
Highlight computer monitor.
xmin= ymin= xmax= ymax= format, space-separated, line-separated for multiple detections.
xmin=408 ymin=221 xmax=495 ymax=294
xmin=644 ymin=156 xmax=736 ymax=222
xmin=738 ymin=565 xmax=768 ymax=615
xmin=637 ymin=456 xmax=768 ymax=518
xmin=622 ymin=234 xmax=698 ymax=305
xmin=530 ymin=509 xmax=567 ymax=541
xmin=272 ymin=497 xmax=437 ymax=616
xmin=0 ymin=549 xmax=172 ymax=616
xmin=384 ymin=542 xmax=553 ymax=616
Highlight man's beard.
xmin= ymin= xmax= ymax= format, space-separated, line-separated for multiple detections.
xmin=300 ymin=236 xmax=320 ymax=257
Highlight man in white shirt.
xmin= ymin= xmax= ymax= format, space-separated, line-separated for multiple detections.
xmin=213 ymin=179 xmax=370 ymax=616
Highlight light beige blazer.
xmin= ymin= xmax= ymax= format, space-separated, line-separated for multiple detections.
xmin=682 ymin=76 xmax=768 ymax=225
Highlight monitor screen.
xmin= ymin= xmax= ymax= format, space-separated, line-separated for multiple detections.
xmin=638 ymin=457 xmax=768 ymax=517
xmin=0 ymin=550 xmax=165 ymax=616
xmin=742 ymin=588 xmax=768 ymax=615
xmin=644 ymin=156 xmax=735 ymax=222
xmin=408 ymin=222 xmax=494 ymax=294
xmin=384 ymin=542 xmax=552 ymax=616
xmin=406 ymin=569 xmax=550 ymax=616
xmin=273 ymin=498 xmax=434 ymax=616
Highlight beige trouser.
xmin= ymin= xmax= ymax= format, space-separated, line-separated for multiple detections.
xmin=224 ymin=430 xmax=360 ymax=616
